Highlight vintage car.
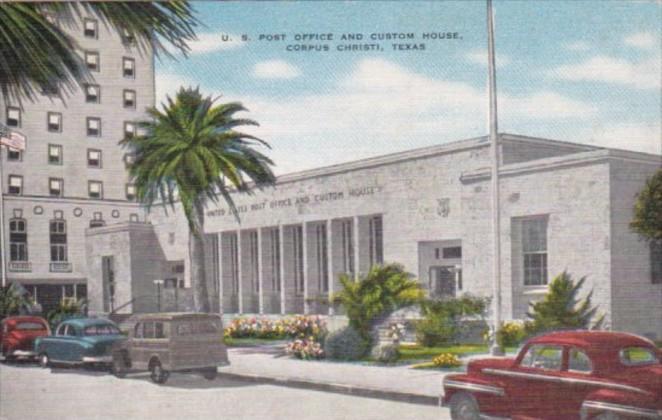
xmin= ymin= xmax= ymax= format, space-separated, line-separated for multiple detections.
xmin=34 ymin=317 xmax=124 ymax=368
xmin=110 ymin=313 xmax=229 ymax=384
xmin=1 ymin=316 xmax=50 ymax=361
xmin=442 ymin=331 xmax=662 ymax=420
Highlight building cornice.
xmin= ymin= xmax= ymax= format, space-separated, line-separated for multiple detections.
xmin=2 ymin=194 xmax=142 ymax=208
xmin=85 ymin=221 xmax=153 ymax=237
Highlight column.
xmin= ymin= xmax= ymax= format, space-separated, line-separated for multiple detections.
xmin=353 ymin=216 xmax=360 ymax=282
xmin=237 ymin=230 xmax=243 ymax=314
xmin=257 ymin=228 xmax=264 ymax=315
xmin=302 ymin=222 xmax=309 ymax=315
xmin=222 ymin=232 xmax=223 ymax=315
xmin=279 ymin=224 xmax=286 ymax=315
xmin=326 ymin=219 xmax=334 ymax=316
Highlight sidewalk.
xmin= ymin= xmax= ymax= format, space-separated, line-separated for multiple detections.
xmin=218 ymin=344 xmax=448 ymax=406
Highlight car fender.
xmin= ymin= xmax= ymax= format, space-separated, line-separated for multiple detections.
xmin=580 ymin=388 xmax=662 ymax=420
xmin=442 ymin=373 xmax=511 ymax=416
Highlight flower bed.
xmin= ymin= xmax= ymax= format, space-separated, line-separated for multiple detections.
xmin=285 ymin=337 xmax=325 ymax=360
xmin=224 ymin=315 xmax=326 ymax=341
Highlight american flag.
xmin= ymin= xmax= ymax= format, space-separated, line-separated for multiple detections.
xmin=0 ymin=123 xmax=26 ymax=151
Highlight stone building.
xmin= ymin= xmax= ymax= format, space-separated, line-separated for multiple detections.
xmin=86 ymin=133 xmax=662 ymax=340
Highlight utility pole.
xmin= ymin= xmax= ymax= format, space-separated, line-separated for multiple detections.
xmin=487 ymin=0 xmax=504 ymax=356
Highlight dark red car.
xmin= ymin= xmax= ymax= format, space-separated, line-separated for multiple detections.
xmin=1 ymin=316 xmax=51 ymax=362
xmin=442 ymin=331 xmax=662 ymax=419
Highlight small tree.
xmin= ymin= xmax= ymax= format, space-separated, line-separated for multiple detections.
xmin=330 ymin=263 xmax=424 ymax=340
xmin=525 ymin=271 xmax=604 ymax=335
xmin=0 ymin=284 xmax=34 ymax=321
xmin=630 ymin=168 xmax=662 ymax=241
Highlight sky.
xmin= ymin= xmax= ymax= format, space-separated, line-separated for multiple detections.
xmin=156 ymin=0 xmax=661 ymax=175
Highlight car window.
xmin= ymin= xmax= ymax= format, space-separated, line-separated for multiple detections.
xmin=620 ymin=347 xmax=659 ymax=366
xmin=134 ymin=323 xmax=143 ymax=338
xmin=16 ymin=322 xmax=47 ymax=330
xmin=154 ymin=322 xmax=166 ymax=339
xmin=568 ymin=348 xmax=592 ymax=373
xmin=84 ymin=324 xmax=120 ymax=336
xmin=520 ymin=344 xmax=563 ymax=370
xmin=56 ymin=324 xmax=70 ymax=336
xmin=64 ymin=325 xmax=77 ymax=337
xmin=176 ymin=320 xmax=219 ymax=336
xmin=144 ymin=322 xmax=156 ymax=338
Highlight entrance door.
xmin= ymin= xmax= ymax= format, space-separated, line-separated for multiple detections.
xmin=102 ymin=256 xmax=115 ymax=312
xmin=429 ymin=266 xmax=456 ymax=298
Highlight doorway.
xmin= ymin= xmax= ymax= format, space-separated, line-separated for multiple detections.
xmin=429 ymin=265 xmax=459 ymax=298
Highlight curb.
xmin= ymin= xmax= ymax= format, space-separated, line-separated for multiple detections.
xmin=217 ymin=371 xmax=441 ymax=406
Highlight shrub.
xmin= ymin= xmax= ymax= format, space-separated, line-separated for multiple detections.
xmin=496 ymin=321 xmax=527 ymax=348
xmin=415 ymin=294 xmax=490 ymax=347
xmin=525 ymin=271 xmax=604 ymax=336
xmin=46 ymin=299 xmax=86 ymax=330
xmin=371 ymin=343 xmax=399 ymax=364
xmin=286 ymin=338 xmax=325 ymax=360
xmin=323 ymin=326 xmax=370 ymax=361
xmin=432 ymin=353 xmax=462 ymax=368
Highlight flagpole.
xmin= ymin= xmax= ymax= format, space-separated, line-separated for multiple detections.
xmin=0 ymin=143 xmax=6 ymax=288
xmin=487 ymin=0 xmax=503 ymax=356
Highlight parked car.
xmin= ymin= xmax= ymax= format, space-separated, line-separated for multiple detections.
xmin=1 ymin=316 xmax=50 ymax=361
xmin=442 ymin=331 xmax=662 ymax=419
xmin=34 ymin=318 xmax=124 ymax=368
xmin=110 ymin=313 xmax=229 ymax=384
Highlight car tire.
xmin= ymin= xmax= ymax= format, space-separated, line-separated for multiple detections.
xmin=449 ymin=392 xmax=481 ymax=420
xmin=111 ymin=352 xmax=128 ymax=379
xmin=38 ymin=352 xmax=50 ymax=369
xmin=149 ymin=360 xmax=169 ymax=384
xmin=201 ymin=367 xmax=218 ymax=381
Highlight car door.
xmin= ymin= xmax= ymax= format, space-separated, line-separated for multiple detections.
xmin=50 ymin=323 xmax=71 ymax=361
xmin=503 ymin=344 xmax=566 ymax=419
xmin=559 ymin=347 xmax=595 ymax=418
xmin=59 ymin=324 xmax=80 ymax=362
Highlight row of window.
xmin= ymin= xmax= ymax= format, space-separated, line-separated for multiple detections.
xmin=83 ymin=52 xmax=136 ymax=78
xmin=82 ymin=17 xmax=136 ymax=45
xmin=7 ymin=175 xmax=136 ymax=201
xmin=7 ymin=144 xmax=135 ymax=169
xmin=9 ymin=218 xmax=68 ymax=263
xmin=6 ymin=108 xmax=138 ymax=138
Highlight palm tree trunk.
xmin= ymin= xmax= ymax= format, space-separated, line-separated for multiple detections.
xmin=189 ymin=200 xmax=211 ymax=313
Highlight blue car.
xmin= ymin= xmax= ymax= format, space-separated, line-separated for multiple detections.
xmin=34 ymin=318 xmax=124 ymax=368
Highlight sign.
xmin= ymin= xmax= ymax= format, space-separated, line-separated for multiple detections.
xmin=0 ymin=131 xmax=26 ymax=151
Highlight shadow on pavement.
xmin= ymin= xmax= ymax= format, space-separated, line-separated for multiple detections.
xmin=122 ymin=371 xmax=256 ymax=389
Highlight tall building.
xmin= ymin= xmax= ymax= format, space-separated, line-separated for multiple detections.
xmin=1 ymin=12 xmax=154 ymax=313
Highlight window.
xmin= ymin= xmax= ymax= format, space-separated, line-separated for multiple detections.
xmin=48 ymin=144 xmax=62 ymax=165
xmin=85 ymin=84 xmax=100 ymax=103
xmin=293 ymin=225 xmax=304 ymax=295
xmin=141 ymin=322 xmax=166 ymax=339
xmin=88 ymin=181 xmax=103 ymax=199
xmin=49 ymin=220 xmax=67 ymax=262
xmin=122 ymin=57 xmax=135 ymax=78
xmin=520 ymin=345 xmax=563 ymax=370
xmin=270 ymin=228 xmax=281 ymax=292
xmin=619 ymin=347 xmax=658 ymax=366
xmin=125 ymin=184 xmax=136 ymax=201
xmin=8 ymin=175 xmax=22 ymax=195
xmin=316 ymin=224 xmax=329 ymax=293
xmin=83 ymin=18 xmax=98 ymax=38
xmin=124 ymin=121 xmax=136 ymax=138
xmin=124 ymin=153 xmax=135 ymax=167
xmin=87 ymin=149 xmax=101 ymax=168
xmin=9 ymin=218 xmax=28 ymax=262
xmin=89 ymin=219 xmax=106 ymax=229
xmin=6 ymin=107 xmax=20 ymax=127
xmin=47 ymin=112 xmax=62 ymax=132
xmin=369 ymin=215 xmax=384 ymax=266
xmin=121 ymin=28 xmax=136 ymax=45
xmin=7 ymin=148 xmax=21 ymax=161
xmin=123 ymin=90 xmax=136 ymax=108
xmin=49 ymin=178 xmax=63 ymax=197
xmin=84 ymin=51 xmax=100 ymax=71
xmin=341 ymin=219 xmax=354 ymax=275
xmin=41 ymin=83 xmax=59 ymax=96
xmin=568 ymin=348 xmax=592 ymax=373
xmin=87 ymin=117 xmax=101 ymax=136
xmin=443 ymin=247 xmax=462 ymax=259
xmin=248 ymin=231 xmax=259 ymax=293
xmin=522 ymin=217 xmax=548 ymax=286
xmin=650 ymin=241 xmax=662 ymax=284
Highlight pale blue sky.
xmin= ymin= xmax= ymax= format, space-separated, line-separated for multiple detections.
xmin=157 ymin=0 xmax=661 ymax=174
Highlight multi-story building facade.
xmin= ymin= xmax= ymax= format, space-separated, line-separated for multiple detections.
xmin=0 ymin=12 xmax=154 ymax=313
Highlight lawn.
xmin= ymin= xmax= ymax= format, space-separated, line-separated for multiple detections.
xmin=398 ymin=343 xmax=519 ymax=361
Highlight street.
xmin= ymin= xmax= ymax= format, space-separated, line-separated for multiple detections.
xmin=0 ymin=363 xmax=451 ymax=420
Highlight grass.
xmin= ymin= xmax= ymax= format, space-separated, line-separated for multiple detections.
xmin=398 ymin=343 xmax=519 ymax=361
xmin=223 ymin=337 xmax=288 ymax=347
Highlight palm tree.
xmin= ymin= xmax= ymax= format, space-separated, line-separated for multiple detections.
xmin=0 ymin=1 xmax=198 ymax=102
xmin=121 ymin=87 xmax=276 ymax=312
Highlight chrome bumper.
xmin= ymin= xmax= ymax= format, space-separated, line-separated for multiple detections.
xmin=10 ymin=350 xmax=37 ymax=358
xmin=82 ymin=355 xmax=112 ymax=364
xmin=581 ymin=401 xmax=662 ymax=420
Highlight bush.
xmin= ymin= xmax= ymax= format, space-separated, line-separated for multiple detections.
xmin=496 ymin=321 xmax=527 ymax=348
xmin=415 ymin=294 xmax=490 ymax=347
xmin=432 ymin=353 xmax=462 ymax=368
xmin=46 ymin=299 xmax=86 ymax=330
xmin=323 ymin=326 xmax=370 ymax=361
xmin=371 ymin=343 xmax=399 ymax=364
xmin=286 ymin=338 xmax=325 ymax=360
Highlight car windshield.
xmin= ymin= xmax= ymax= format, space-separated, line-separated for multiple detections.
xmin=84 ymin=324 xmax=120 ymax=336
xmin=620 ymin=347 xmax=660 ymax=366
xmin=16 ymin=322 xmax=46 ymax=330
